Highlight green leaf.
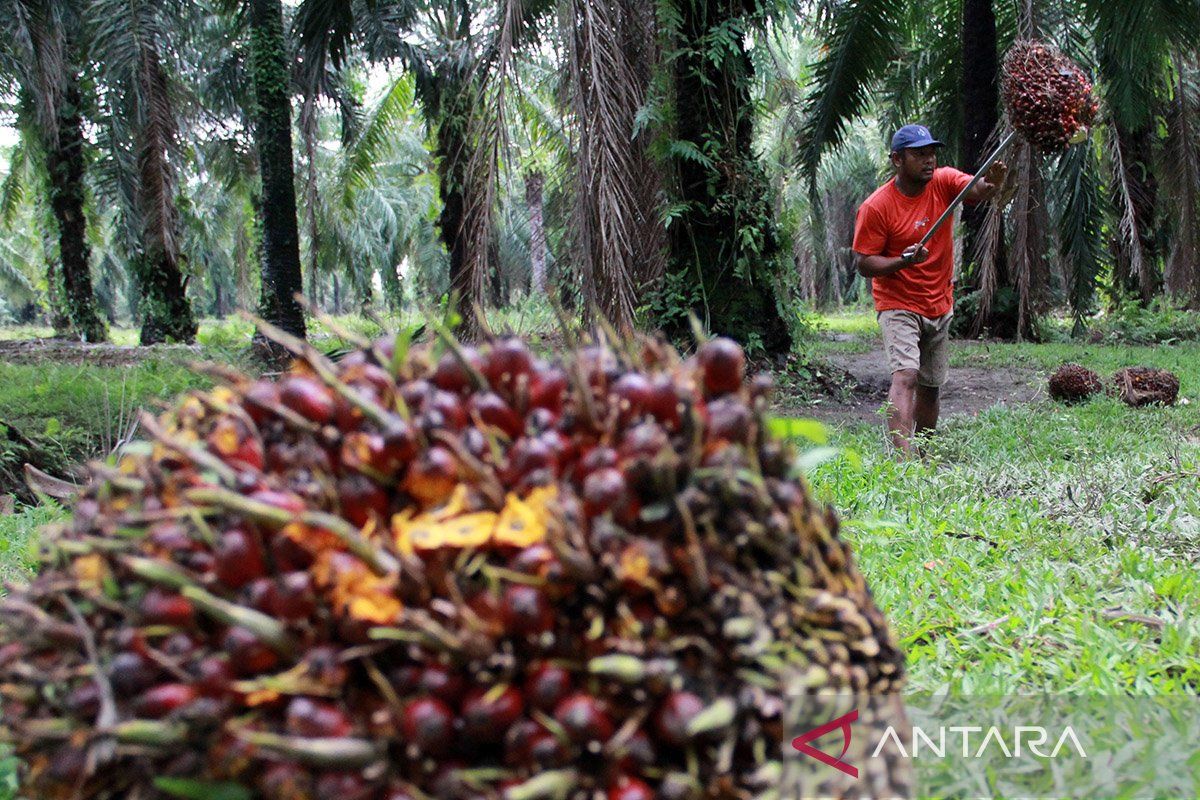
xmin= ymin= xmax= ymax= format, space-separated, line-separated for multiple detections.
xmin=43 ymin=418 xmax=61 ymax=437
xmin=794 ymin=446 xmax=861 ymax=473
xmin=767 ymin=416 xmax=828 ymax=445
xmin=153 ymin=778 xmax=252 ymax=800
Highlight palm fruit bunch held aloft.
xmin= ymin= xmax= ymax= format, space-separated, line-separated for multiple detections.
xmin=1002 ymin=40 xmax=1099 ymax=153
xmin=0 ymin=323 xmax=906 ymax=800
xmin=1113 ymin=366 xmax=1180 ymax=407
xmin=1047 ymin=363 xmax=1103 ymax=403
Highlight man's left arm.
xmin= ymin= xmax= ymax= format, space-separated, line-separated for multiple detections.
xmin=964 ymin=160 xmax=1008 ymax=204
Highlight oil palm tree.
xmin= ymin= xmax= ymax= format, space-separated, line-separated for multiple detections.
xmin=0 ymin=0 xmax=107 ymax=341
xmin=90 ymin=0 xmax=198 ymax=343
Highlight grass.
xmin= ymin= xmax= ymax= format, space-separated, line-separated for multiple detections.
xmin=801 ymin=326 xmax=1200 ymax=695
xmin=0 ymin=310 xmax=1197 ymax=796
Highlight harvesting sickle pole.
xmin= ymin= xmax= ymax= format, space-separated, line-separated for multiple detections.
xmin=917 ymin=40 xmax=1098 ymax=249
xmin=917 ymin=129 xmax=1017 ymax=248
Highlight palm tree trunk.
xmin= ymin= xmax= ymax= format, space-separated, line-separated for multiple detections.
xmin=960 ymin=0 xmax=1000 ymax=258
xmin=433 ymin=72 xmax=472 ymax=329
xmin=525 ymin=171 xmax=547 ymax=295
xmin=665 ymin=0 xmax=791 ymax=354
xmin=300 ymin=97 xmax=323 ymax=310
xmin=134 ymin=46 xmax=197 ymax=345
xmin=249 ymin=0 xmax=306 ymax=341
xmin=44 ymin=79 xmax=106 ymax=343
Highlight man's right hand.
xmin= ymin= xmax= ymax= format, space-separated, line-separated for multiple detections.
xmin=900 ymin=244 xmax=929 ymax=266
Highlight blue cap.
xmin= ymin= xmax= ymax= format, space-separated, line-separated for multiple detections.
xmin=891 ymin=124 xmax=944 ymax=152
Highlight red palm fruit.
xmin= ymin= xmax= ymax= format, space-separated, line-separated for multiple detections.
xmin=382 ymin=787 xmax=419 ymax=800
xmin=507 ymin=437 xmax=558 ymax=482
xmin=705 ymin=397 xmax=752 ymax=444
xmin=401 ymin=696 xmax=455 ymax=756
xmin=196 ymin=655 xmax=235 ymax=697
xmin=484 ymin=338 xmax=534 ymax=391
xmin=399 ymin=378 xmax=433 ymax=410
xmin=242 ymin=380 xmax=281 ymax=425
xmin=615 ymin=729 xmax=656 ymax=772
xmin=380 ymin=420 xmax=418 ymax=464
xmin=646 ymin=377 xmax=683 ymax=428
xmin=222 ymin=626 xmax=280 ymax=677
xmin=404 ymin=446 xmax=459 ymax=505
xmin=304 ymin=646 xmax=349 ymax=689
xmin=508 ymin=545 xmax=568 ymax=594
xmin=433 ymin=347 xmax=484 ymax=394
xmin=654 ymin=691 xmax=705 ymax=747
xmin=609 ymin=776 xmax=655 ymax=800
xmin=109 ymin=651 xmax=158 ymax=696
xmin=579 ymin=446 xmax=618 ymax=475
xmin=528 ymin=728 xmax=570 ymax=768
xmin=553 ymin=692 xmax=615 ymax=744
xmin=697 ymin=337 xmax=745 ymax=396
xmin=502 ymin=584 xmax=554 ymax=637
xmin=582 ymin=467 xmax=631 ymax=518
xmin=619 ymin=420 xmax=668 ymax=461
xmin=415 ymin=664 xmax=466 ymax=706
xmin=134 ymin=683 xmax=198 ymax=718
xmin=503 ymin=718 xmax=542 ymax=766
xmin=316 ymin=772 xmax=374 ymax=800
xmin=160 ymin=632 xmax=199 ymax=660
xmin=279 ymin=376 xmax=336 ymax=423
xmin=287 ymin=696 xmax=354 ymax=738
xmin=428 ymin=390 xmax=469 ymax=430
xmin=274 ymin=571 xmax=317 ymax=620
xmin=529 ymin=365 xmax=568 ymax=412
xmin=611 ymin=372 xmax=652 ymax=422
xmin=139 ymin=588 xmax=195 ymax=627
xmin=337 ymin=473 xmax=390 ymax=527
xmin=261 ymin=762 xmax=313 ymax=800
xmin=65 ymin=681 xmax=101 ymax=719
xmin=462 ymin=685 xmax=525 ymax=742
xmin=469 ymin=392 xmax=523 ymax=439
xmin=271 ymin=532 xmax=315 ymax=571
xmin=214 ymin=528 xmax=267 ymax=589
xmin=524 ymin=662 xmax=573 ymax=712
xmin=244 ymin=577 xmax=279 ymax=614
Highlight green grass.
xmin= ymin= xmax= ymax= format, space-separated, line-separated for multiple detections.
xmin=803 ymin=339 xmax=1200 ymax=695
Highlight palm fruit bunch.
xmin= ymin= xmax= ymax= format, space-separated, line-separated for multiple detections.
xmin=0 ymin=324 xmax=907 ymax=800
xmin=1002 ymin=40 xmax=1099 ymax=153
xmin=1048 ymin=363 xmax=1103 ymax=403
xmin=1113 ymin=366 xmax=1180 ymax=407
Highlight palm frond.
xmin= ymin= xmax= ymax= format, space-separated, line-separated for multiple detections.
xmin=340 ymin=72 xmax=420 ymax=203
xmin=1054 ymin=136 xmax=1108 ymax=329
xmin=797 ymin=0 xmax=906 ymax=186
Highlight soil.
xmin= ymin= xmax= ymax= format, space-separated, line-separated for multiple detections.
xmin=0 ymin=338 xmax=202 ymax=367
xmin=785 ymin=339 xmax=1043 ymax=426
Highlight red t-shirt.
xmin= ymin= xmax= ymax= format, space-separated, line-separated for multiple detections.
xmin=851 ymin=167 xmax=973 ymax=318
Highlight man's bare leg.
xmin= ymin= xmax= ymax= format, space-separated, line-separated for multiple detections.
xmin=887 ymin=369 xmax=919 ymax=456
xmin=914 ymin=384 xmax=940 ymax=435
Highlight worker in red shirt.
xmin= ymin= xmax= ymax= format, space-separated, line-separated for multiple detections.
xmin=852 ymin=125 xmax=1008 ymax=456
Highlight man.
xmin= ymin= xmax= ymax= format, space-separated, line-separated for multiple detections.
xmin=852 ymin=124 xmax=1007 ymax=456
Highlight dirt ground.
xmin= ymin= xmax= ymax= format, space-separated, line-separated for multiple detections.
xmin=0 ymin=338 xmax=202 ymax=367
xmin=791 ymin=339 xmax=1043 ymax=426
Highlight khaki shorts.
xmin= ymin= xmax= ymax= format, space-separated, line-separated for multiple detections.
xmin=878 ymin=309 xmax=952 ymax=387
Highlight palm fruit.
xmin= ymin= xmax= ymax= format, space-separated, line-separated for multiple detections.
xmin=1048 ymin=363 xmax=1103 ymax=403
xmin=1113 ymin=366 xmax=1180 ymax=407
xmin=0 ymin=323 xmax=908 ymax=800
xmin=1002 ymin=40 xmax=1099 ymax=153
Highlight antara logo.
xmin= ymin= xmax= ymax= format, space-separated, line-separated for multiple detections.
xmin=914 ymin=218 xmax=930 ymax=230
xmin=791 ymin=709 xmax=859 ymax=778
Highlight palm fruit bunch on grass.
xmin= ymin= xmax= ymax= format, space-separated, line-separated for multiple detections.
xmin=1113 ymin=366 xmax=1180 ymax=407
xmin=0 ymin=323 xmax=907 ymax=800
xmin=1002 ymin=40 xmax=1099 ymax=153
xmin=1048 ymin=363 xmax=1103 ymax=403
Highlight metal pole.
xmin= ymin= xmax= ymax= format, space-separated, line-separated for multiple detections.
xmin=918 ymin=129 xmax=1017 ymax=248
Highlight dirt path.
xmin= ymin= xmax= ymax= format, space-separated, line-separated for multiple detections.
xmin=789 ymin=339 xmax=1043 ymax=426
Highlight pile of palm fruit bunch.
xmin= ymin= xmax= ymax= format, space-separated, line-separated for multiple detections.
xmin=0 ymin=322 xmax=907 ymax=800
xmin=1112 ymin=366 xmax=1180 ymax=407
xmin=1002 ymin=40 xmax=1099 ymax=152
xmin=1048 ymin=363 xmax=1103 ymax=403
